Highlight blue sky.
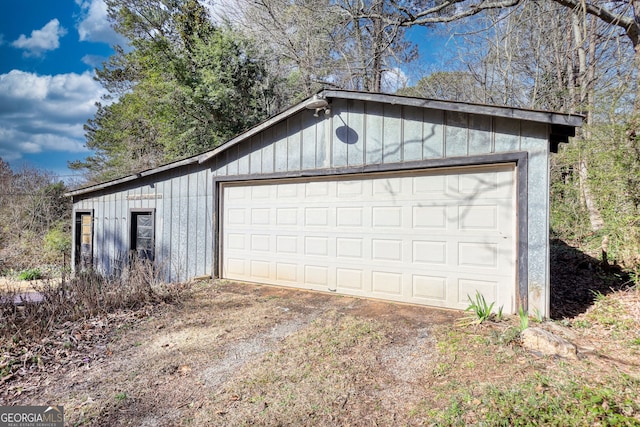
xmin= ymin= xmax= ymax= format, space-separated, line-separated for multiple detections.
xmin=0 ymin=0 xmax=125 ymax=179
xmin=0 ymin=1 xmax=452 ymax=180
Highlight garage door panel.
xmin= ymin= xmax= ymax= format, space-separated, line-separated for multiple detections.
xmin=412 ymin=275 xmax=447 ymax=301
xmin=305 ymin=236 xmax=329 ymax=256
xmin=413 ymin=240 xmax=447 ymax=264
xmin=413 ymin=206 xmax=447 ymax=229
xmin=337 ymin=268 xmax=363 ymax=290
xmin=276 ymin=263 xmax=298 ymax=282
xmin=250 ymin=234 xmax=270 ymax=252
xmin=336 ymin=207 xmax=364 ymax=227
xmin=371 ymin=239 xmax=402 ymax=261
xmin=305 ymin=265 xmax=329 ymax=286
xmin=372 ymin=271 xmax=402 ymax=295
xmin=458 ymin=278 xmax=498 ymax=305
xmin=222 ymin=165 xmax=516 ymax=312
xmin=458 ymin=242 xmax=498 ymax=268
xmin=276 ymin=235 xmax=298 ymax=253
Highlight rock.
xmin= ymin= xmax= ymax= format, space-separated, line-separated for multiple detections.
xmin=521 ymin=327 xmax=578 ymax=359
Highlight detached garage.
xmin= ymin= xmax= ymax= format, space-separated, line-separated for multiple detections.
xmin=67 ymin=90 xmax=582 ymax=317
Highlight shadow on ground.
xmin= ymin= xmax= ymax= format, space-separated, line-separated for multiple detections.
xmin=550 ymin=238 xmax=633 ymax=319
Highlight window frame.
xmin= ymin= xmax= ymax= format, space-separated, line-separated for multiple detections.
xmin=129 ymin=208 xmax=156 ymax=262
xmin=74 ymin=209 xmax=94 ymax=270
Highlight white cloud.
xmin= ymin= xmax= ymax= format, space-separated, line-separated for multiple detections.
xmin=75 ymin=0 xmax=127 ymax=46
xmin=382 ymin=67 xmax=409 ymax=93
xmin=82 ymin=54 xmax=108 ymax=68
xmin=11 ymin=19 xmax=67 ymax=57
xmin=0 ymin=70 xmax=107 ymax=163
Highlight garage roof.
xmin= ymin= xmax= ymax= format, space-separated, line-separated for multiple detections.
xmin=66 ymin=90 xmax=583 ymax=197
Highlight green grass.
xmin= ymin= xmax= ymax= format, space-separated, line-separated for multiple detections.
xmin=426 ymin=374 xmax=640 ymax=426
xmin=586 ymin=292 xmax=635 ymax=332
xmin=17 ymin=268 xmax=42 ymax=281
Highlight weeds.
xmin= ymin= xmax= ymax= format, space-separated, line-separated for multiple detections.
xmin=1 ymin=260 xmax=190 ymax=345
xmin=462 ymin=291 xmax=499 ymax=325
xmin=17 ymin=268 xmax=43 ymax=281
xmin=427 ymin=375 xmax=640 ymax=426
xmin=518 ymin=307 xmax=529 ymax=331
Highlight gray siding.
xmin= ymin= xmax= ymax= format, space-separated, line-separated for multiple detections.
xmin=212 ymin=99 xmax=548 ymax=177
xmin=75 ymin=166 xmax=212 ymax=282
xmin=73 ymin=96 xmax=553 ymax=314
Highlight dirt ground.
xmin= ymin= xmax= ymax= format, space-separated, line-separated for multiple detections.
xmin=0 ymin=277 xmax=58 ymax=293
xmin=2 ymin=278 xmax=639 ymax=426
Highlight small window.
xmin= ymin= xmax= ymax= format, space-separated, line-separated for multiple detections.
xmin=130 ymin=210 xmax=155 ymax=261
xmin=75 ymin=211 xmax=93 ymax=269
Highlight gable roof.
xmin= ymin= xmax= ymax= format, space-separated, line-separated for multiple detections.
xmin=66 ymin=90 xmax=583 ymax=197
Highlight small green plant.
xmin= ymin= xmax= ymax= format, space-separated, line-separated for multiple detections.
xmin=17 ymin=268 xmax=42 ymax=281
xmin=115 ymin=392 xmax=127 ymax=401
xmin=532 ymin=308 xmax=544 ymax=323
xmin=518 ymin=306 xmax=529 ymax=331
xmin=573 ymin=319 xmax=592 ymax=329
xmin=499 ymin=326 xmax=522 ymax=345
xmin=496 ymin=305 xmax=504 ymax=321
xmin=464 ymin=291 xmax=495 ymax=325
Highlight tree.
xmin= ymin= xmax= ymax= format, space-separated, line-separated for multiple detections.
xmin=397 ymin=71 xmax=483 ymax=101
xmin=232 ymin=0 xmax=418 ymax=95
xmin=71 ymin=0 xmax=277 ymax=183
xmin=356 ymin=0 xmax=638 ymax=114
xmin=0 ymin=160 xmax=72 ymax=270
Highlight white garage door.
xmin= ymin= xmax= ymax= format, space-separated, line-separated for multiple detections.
xmin=221 ymin=164 xmax=516 ymax=312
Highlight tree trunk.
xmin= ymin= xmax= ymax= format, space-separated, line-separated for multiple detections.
xmin=571 ymin=9 xmax=604 ymax=231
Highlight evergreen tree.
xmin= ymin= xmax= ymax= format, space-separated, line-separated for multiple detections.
xmin=71 ymin=0 xmax=277 ymax=183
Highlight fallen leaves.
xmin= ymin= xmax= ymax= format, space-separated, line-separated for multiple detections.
xmin=0 ymin=310 xmax=147 ymax=404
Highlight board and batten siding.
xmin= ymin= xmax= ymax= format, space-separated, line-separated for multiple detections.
xmin=72 ymin=96 xmax=555 ymax=314
xmin=74 ymin=165 xmax=213 ymax=282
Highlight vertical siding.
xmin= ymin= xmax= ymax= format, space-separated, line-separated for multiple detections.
xmin=178 ymin=174 xmax=190 ymax=280
xmin=348 ymin=100 xmax=365 ymax=166
xmin=468 ymin=114 xmax=493 ymax=155
xmin=445 ymin=111 xmax=468 ymax=157
xmin=332 ymin=101 xmax=348 ymax=167
xmin=383 ymin=104 xmax=402 ymax=164
xmin=402 ymin=106 xmax=423 ymax=162
xmin=494 ymin=117 xmax=520 ymax=152
xmin=423 ymin=109 xmax=444 ymax=158
xmin=73 ymin=98 xmax=555 ymax=315
xmin=520 ymin=121 xmax=551 ymax=314
xmin=287 ymin=116 xmax=301 ymax=171
xmin=261 ymin=128 xmax=274 ymax=174
xmin=316 ymin=116 xmax=327 ymax=168
xmin=365 ymin=102 xmax=384 ymax=165
xmin=250 ymin=135 xmax=262 ymax=174
xmin=237 ymin=139 xmax=251 ymax=175
xmin=274 ymin=121 xmax=288 ymax=173
xmin=159 ymin=177 xmax=171 ymax=277
xmin=301 ymin=114 xmax=317 ymax=170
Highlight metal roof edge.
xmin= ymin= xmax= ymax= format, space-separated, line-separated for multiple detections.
xmin=65 ymin=156 xmax=200 ymax=197
xmin=321 ymin=90 xmax=585 ymax=128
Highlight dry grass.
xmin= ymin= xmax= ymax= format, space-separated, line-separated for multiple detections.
xmin=0 ymin=276 xmax=59 ymax=293
xmin=1 ymin=281 xmax=639 ymax=426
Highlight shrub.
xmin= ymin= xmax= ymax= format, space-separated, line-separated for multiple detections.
xmin=44 ymin=223 xmax=71 ymax=260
